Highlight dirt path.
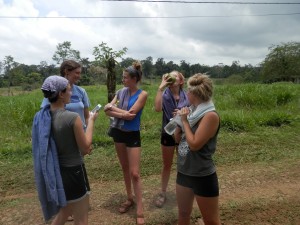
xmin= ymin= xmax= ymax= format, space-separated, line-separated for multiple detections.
xmin=1 ymin=161 xmax=299 ymax=225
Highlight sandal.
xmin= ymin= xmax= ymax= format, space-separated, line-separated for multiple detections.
xmin=154 ymin=192 xmax=166 ymax=208
xmin=136 ymin=214 xmax=145 ymax=225
xmin=118 ymin=198 xmax=134 ymax=213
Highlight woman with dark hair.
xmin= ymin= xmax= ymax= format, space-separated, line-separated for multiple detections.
xmin=41 ymin=60 xmax=92 ymax=221
xmin=104 ymin=61 xmax=148 ymax=225
xmin=41 ymin=60 xmax=90 ymax=131
xmin=32 ymin=75 xmax=98 ymax=225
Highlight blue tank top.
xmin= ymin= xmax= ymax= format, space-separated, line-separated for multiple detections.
xmin=122 ymin=89 xmax=143 ymax=131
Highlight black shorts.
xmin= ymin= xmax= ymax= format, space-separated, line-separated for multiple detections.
xmin=161 ymin=132 xmax=176 ymax=146
xmin=176 ymin=172 xmax=219 ymax=197
xmin=110 ymin=128 xmax=141 ymax=147
xmin=60 ymin=164 xmax=90 ymax=202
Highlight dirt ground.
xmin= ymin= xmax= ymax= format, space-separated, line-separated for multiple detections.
xmin=1 ymin=160 xmax=299 ymax=225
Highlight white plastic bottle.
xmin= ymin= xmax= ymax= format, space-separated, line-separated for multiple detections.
xmin=164 ymin=115 xmax=181 ymax=135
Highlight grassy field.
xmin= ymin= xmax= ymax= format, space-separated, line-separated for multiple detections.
xmin=0 ymin=81 xmax=299 ymax=224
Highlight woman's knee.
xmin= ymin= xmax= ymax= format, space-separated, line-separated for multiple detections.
xmin=130 ymin=171 xmax=140 ymax=181
xmin=202 ymin=217 xmax=220 ymax=225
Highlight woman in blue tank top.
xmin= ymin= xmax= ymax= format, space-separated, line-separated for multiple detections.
xmin=104 ymin=61 xmax=148 ymax=225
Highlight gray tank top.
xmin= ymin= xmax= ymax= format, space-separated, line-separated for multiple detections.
xmin=51 ymin=109 xmax=83 ymax=167
xmin=177 ymin=115 xmax=220 ymax=177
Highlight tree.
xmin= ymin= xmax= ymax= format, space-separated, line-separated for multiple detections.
xmin=141 ymin=56 xmax=153 ymax=78
xmin=80 ymin=57 xmax=90 ymax=76
xmin=165 ymin=61 xmax=179 ymax=74
xmin=230 ymin=60 xmax=241 ymax=77
xmin=120 ymin=57 xmax=135 ymax=69
xmin=154 ymin=58 xmax=166 ymax=76
xmin=2 ymin=56 xmax=17 ymax=95
xmin=93 ymin=42 xmax=127 ymax=102
xmin=52 ymin=41 xmax=81 ymax=65
xmin=22 ymin=72 xmax=43 ymax=90
xmin=0 ymin=61 xmax=3 ymax=76
xmin=261 ymin=42 xmax=300 ymax=83
xmin=87 ymin=65 xmax=107 ymax=85
xmin=180 ymin=60 xmax=190 ymax=77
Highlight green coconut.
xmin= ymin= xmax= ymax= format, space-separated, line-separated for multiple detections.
xmin=165 ymin=74 xmax=176 ymax=84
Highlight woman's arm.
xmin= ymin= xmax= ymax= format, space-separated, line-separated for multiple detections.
xmin=84 ymin=107 xmax=90 ymax=126
xmin=104 ymin=96 xmax=136 ymax=120
xmin=154 ymin=76 xmax=169 ymax=112
xmin=180 ymin=109 xmax=219 ymax=151
xmin=174 ymin=126 xmax=182 ymax=144
xmin=105 ymin=91 xmax=148 ymax=121
xmin=74 ymin=112 xmax=98 ymax=155
xmin=154 ymin=89 xmax=163 ymax=112
xmin=127 ymin=90 xmax=148 ymax=115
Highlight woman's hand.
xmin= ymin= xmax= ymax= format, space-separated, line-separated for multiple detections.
xmin=123 ymin=109 xmax=136 ymax=120
xmin=158 ymin=74 xmax=170 ymax=91
xmin=104 ymin=103 xmax=113 ymax=112
xmin=89 ymin=111 xmax=99 ymax=122
xmin=179 ymin=107 xmax=190 ymax=122
xmin=173 ymin=108 xmax=180 ymax=117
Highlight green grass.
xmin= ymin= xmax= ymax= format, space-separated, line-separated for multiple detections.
xmin=0 ymin=82 xmax=299 ymax=195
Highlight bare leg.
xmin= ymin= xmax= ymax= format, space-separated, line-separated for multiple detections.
xmin=161 ymin=145 xmax=175 ymax=193
xmin=115 ymin=142 xmax=133 ymax=201
xmin=176 ymin=183 xmax=194 ymax=225
xmin=51 ymin=207 xmax=70 ymax=225
xmin=195 ymin=195 xmax=221 ymax=225
xmin=155 ymin=145 xmax=175 ymax=208
xmin=51 ymin=195 xmax=89 ymax=225
xmin=127 ymin=146 xmax=144 ymax=224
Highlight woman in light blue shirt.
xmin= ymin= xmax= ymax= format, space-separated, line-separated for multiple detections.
xmin=41 ymin=60 xmax=91 ymax=130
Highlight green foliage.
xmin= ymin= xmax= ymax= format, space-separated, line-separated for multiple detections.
xmin=93 ymin=42 xmax=127 ymax=68
xmin=214 ymin=83 xmax=299 ymax=131
xmin=261 ymin=41 xmax=300 ymax=83
xmin=52 ymin=41 xmax=81 ymax=64
xmin=93 ymin=42 xmax=128 ymax=102
xmin=0 ymin=83 xmax=299 ymax=194
xmin=223 ymin=74 xmax=245 ymax=84
xmin=220 ymin=110 xmax=255 ymax=132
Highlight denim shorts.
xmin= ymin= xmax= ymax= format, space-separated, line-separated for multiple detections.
xmin=176 ymin=172 xmax=219 ymax=197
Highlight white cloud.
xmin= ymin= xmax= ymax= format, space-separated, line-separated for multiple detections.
xmin=0 ymin=0 xmax=300 ymax=67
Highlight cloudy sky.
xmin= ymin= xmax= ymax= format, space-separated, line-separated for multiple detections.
xmin=0 ymin=0 xmax=299 ymax=67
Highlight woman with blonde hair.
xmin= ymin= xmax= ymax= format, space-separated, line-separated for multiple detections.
xmin=154 ymin=71 xmax=189 ymax=208
xmin=174 ymin=73 xmax=221 ymax=225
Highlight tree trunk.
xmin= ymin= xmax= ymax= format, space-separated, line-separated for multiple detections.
xmin=106 ymin=58 xmax=116 ymax=102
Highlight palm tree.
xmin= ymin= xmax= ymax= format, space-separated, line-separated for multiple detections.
xmin=93 ymin=42 xmax=127 ymax=102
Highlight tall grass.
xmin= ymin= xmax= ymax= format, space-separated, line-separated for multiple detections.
xmin=214 ymin=82 xmax=299 ymax=131
xmin=0 ymin=82 xmax=299 ymax=194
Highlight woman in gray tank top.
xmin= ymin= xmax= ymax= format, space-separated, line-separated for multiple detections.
xmin=32 ymin=75 xmax=99 ymax=225
xmin=173 ymin=73 xmax=221 ymax=225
